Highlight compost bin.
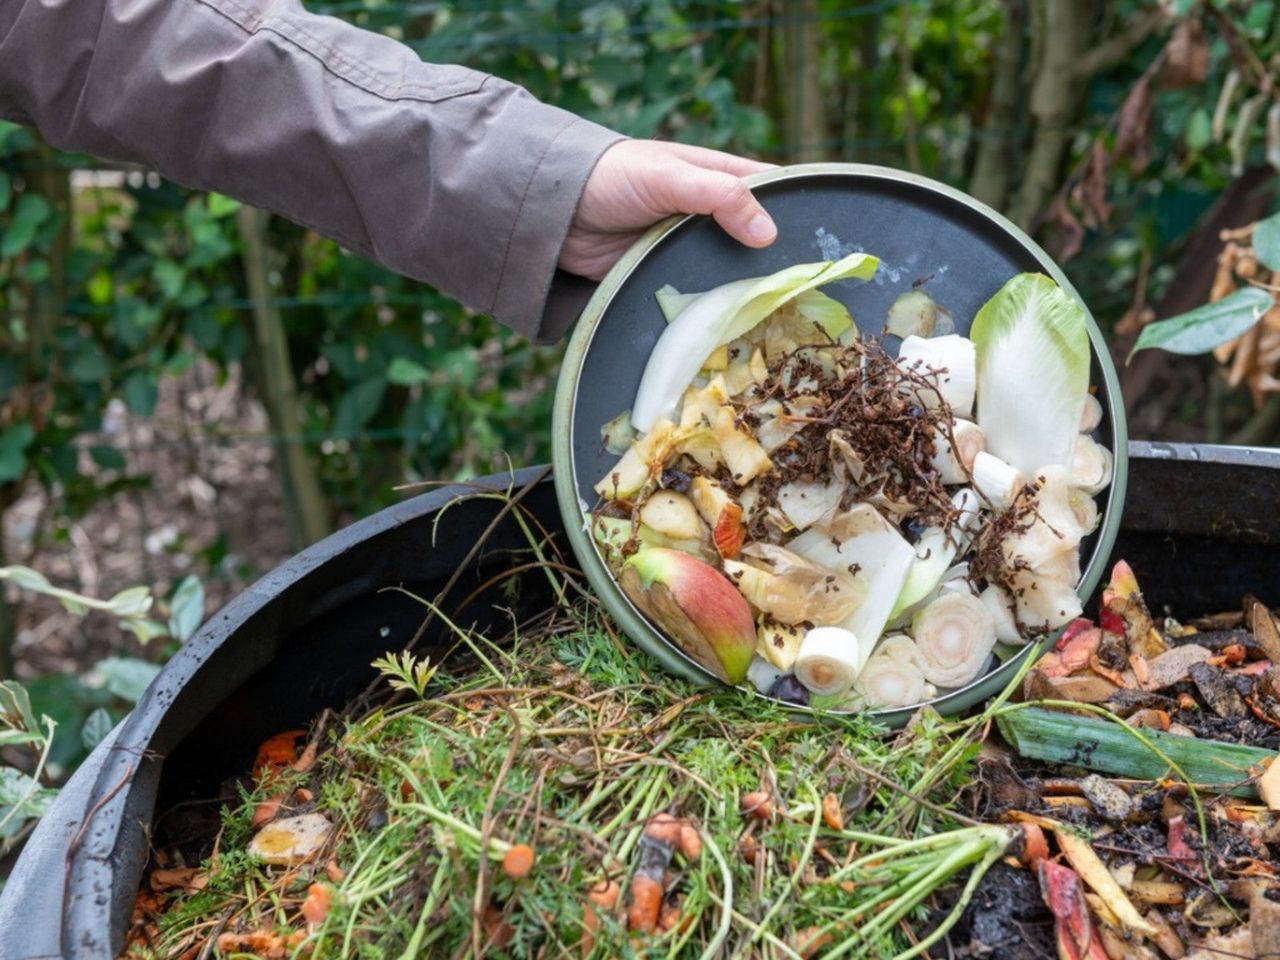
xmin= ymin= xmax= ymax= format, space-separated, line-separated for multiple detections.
xmin=2 ymin=442 xmax=1278 ymax=959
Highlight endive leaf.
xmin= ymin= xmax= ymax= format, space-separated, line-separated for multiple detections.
xmin=658 ymin=285 xmax=851 ymax=339
xmin=970 ymin=274 xmax=1090 ymax=475
xmin=632 ymin=253 xmax=877 ymax=431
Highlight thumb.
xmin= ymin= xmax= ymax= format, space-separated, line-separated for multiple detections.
xmin=656 ymin=163 xmax=778 ymax=248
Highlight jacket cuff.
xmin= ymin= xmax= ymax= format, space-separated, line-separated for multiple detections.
xmin=479 ymin=94 xmax=624 ymax=341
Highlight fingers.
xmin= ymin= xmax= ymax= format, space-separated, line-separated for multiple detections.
xmin=654 ymin=162 xmax=778 ymax=247
xmin=658 ymin=141 xmax=776 ymax=178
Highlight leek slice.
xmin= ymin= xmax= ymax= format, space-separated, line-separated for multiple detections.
xmin=788 ymin=504 xmax=915 ymax=671
xmin=970 ymin=274 xmax=1090 ymax=475
xmin=632 ymin=253 xmax=878 ymax=431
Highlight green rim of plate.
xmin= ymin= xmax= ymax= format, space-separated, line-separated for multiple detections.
xmin=552 ymin=162 xmax=1129 ymax=727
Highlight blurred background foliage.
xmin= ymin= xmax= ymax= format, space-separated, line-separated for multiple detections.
xmin=1 ymin=0 xmax=1278 ymax=797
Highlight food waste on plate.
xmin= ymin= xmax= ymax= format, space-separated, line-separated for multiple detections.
xmin=589 ymin=253 xmax=1112 ymax=710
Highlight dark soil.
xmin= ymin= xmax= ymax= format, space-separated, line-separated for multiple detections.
xmin=941 ymin=862 xmax=1056 ymax=960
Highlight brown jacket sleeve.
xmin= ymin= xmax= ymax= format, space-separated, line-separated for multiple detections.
xmin=0 ymin=0 xmax=623 ymax=341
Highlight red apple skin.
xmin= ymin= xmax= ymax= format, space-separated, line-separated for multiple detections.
xmin=620 ymin=548 xmax=756 ymax=683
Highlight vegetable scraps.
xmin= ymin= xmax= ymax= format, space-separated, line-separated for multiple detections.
xmin=594 ymin=258 xmax=1113 ymax=710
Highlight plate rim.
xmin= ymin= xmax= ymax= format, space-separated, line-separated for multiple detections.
xmin=551 ymin=161 xmax=1130 ymax=726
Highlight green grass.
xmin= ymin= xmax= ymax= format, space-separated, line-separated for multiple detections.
xmin=132 ymin=598 xmax=1012 ymax=960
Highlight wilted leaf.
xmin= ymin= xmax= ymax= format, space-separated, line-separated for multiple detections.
xmin=1114 ymin=75 xmax=1153 ymax=172
xmin=168 ymin=575 xmax=205 ymax=643
xmin=1050 ymin=196 xmax=1085 ymax=263
xmin=1130 ymin=287 xmax=1274 ymax=360
xmin=1071 ymin=142 xmax=1111 ymax=230
xmin=1161 ymin=16 xmax=1208 ymax=89
xmin=81 ymin=707 xmax=114 ymax=751
xmin=1254 ymin=211 xmax=1280 ymax=272
xmin=94 ymin=657 xmax=162 ymax=703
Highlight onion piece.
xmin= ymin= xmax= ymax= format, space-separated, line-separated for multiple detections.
xmin=911 ymin=592 xmax=997 ymax=688
xmin=853 ymin=635 xmax=930 ymax=708
xmin=794 ymin=626 xmax=860 ymax=697
xmin=884 ymin=291 xmax=938 ymax=339
xmin=776 ymin=478 xmax=844 ymax=531
xmin=1071 ymin=436 xmax=1113 ymax=495
xmin=929 ymin=420 xmax=986 ymax=484
xmin=1009 ymin=567 xmax=1083 ymax=633
xmin=971 ymin=451 xmax=1025 ymax=510
xmin=898 ymin=334 xmax=977 ymax=417
xmin=724 ymin=544 xmax=866 ymax=626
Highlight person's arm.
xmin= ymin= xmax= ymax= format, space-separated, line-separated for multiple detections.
xmin=0 ymin=0 xmax=624 ymax=341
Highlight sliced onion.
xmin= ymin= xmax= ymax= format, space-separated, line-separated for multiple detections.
xmin=910 ymin=592 xmax=997 ymax=687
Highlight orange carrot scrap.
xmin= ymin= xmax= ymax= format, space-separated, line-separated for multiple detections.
xmin=741 ymin=790 xmax=773 ymax=820
xmin=325 ymin=858 xmax=346 ymax=883
xmin=642 ymin=813 xmax=683 ymax=847
xmin=626 ymin=875 xmax=664 ymax=933
xmin=503 ymin=843 xmax=535 ymax=880
xmin=1018 ymin=823 xmax=1049 ymax=868
xmin=821 ymin=792 xmax=844 ymax=831
xmin=254 ymin=730 xmax=306 ymax=777
xmin=678 ymin=824 xmax=703 ymax=860
xmin=251 ymin=793 xmax=286 ymax=829
xmin=300 ymin=883 xmax=332 ymax=925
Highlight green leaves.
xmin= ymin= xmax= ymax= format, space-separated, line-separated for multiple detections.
xmin=386 ymin=357 xmax=432 ymax=386
xmin=1129 ymin=287 xmax=1273 ymax=359
xmin=93 ymin=657 xmax=162 ymax=703
xmin=1253 ymin=211 xmax=1280 ymax=272
xmin=168 ymin=575 xmax=205 ymax=643
xmin=0 ymin=423 xmax=33 ymax=483
xmin=0 ymin=193 xmax=51 ymax=258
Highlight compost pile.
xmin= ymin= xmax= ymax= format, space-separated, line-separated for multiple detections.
xmin=118 ymin=555 xmax=1280 ymax=960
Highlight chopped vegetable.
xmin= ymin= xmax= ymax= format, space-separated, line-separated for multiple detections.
xmin=853 ymin=635 xmax=932 ymax=707
xmin=971 ymin=451 xmax=1025 ymax=510
xmin=898 ymin=333 xmax=977 ymax=417
xmin=884 ymin=290 xmax=939 ymax=339
xmin=890 ymin=487 xmax=980 ymax=619
xmin=929 ymin=420 xmax=986 ymax=484
xmin=631 ymin=253 xmax=878 ymax=431
xmin=793 ymin=625 xmax=862 ymax=696
xmin=912 ymin=592 xmax=997 ymax=687
xmin=619 ymin=548 xmax=757 ymax=684
xmin=970 ymin=273 xmax=1091 ymax=475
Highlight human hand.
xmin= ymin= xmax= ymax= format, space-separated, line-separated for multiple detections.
xmin=559 ymin=140 xmax=777 ymax=281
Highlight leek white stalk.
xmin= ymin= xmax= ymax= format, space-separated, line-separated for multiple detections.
xmin=853 ymin=635 xmax=931 ymax=708
xmin=911 ymin=592 xmax=997 ymax=687
xmin=979 ymin=584 xmax=1022 ymax=644
xmin=1071 ymin=435 xmax=1112 ymax=495
xmin=631 ymin=254 xmax=878 ymax=431
xmin=929 ymin=420 xmax=986 ymax=484
xmin=971 ymin=451 xmax=1025 ymax=510
xmin=1079 ymin=393 xmax=1103 ymax=433
xmin=794 ymin=626 xmax=861 ymax=697
xmin=897 ymin=334 xmax=977 ymax=417
xmin=890 ymin=488 xmax=980 ymax=619
xmin=788 ymin=504 xmax=916 ymax=671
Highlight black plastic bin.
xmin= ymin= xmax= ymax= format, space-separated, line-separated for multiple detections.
xmin=3 ymin=443 xmax=1279 ymax=959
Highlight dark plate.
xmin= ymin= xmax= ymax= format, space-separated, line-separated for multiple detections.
xmin=552 ymin=163 xmax=1128 ymax=724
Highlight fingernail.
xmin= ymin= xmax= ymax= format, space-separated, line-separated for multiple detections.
xmin=746 ymin=213 xmax=776 ymax=244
